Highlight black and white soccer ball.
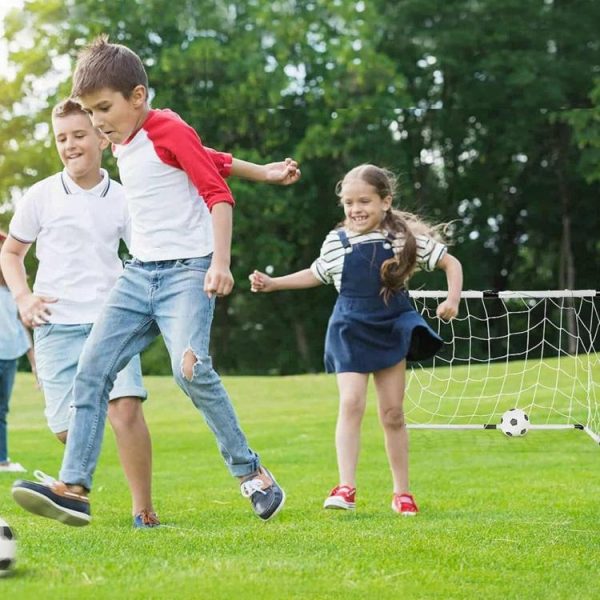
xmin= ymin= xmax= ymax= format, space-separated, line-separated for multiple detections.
xmin=500 ymin=408 xmax=530 ymax=437
xmin=0 ymin=517 xmax=17 ymax=577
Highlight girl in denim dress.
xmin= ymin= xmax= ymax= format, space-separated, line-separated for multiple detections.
xmin=250 ymin=164 xmax=463 ymax=515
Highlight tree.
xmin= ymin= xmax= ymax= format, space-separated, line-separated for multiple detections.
xmin=1 ymin=0 xmax=598 ymax=373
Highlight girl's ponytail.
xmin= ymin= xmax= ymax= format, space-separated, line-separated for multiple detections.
xmin=380 ymin=210 xmax=418 ymax=302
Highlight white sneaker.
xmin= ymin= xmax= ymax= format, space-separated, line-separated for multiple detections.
xmin=0 ymin=461 xmax=27 ymax=473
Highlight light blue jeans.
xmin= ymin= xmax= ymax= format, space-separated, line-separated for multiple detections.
xmin=34 ymin=324 xmax=147 ymax=434
xmin=60 ymin=256 xmax=259 ymax=490
xmin=0 ymin=359 xmax=18 ymax=463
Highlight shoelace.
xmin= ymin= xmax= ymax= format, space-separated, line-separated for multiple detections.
xmin=136 ymin=509 xmax=160 ymax=526
xmin=33 ymin=470 xmax=57 ymax=486
xmin=240 ymin=477 xmax=267 ymax=498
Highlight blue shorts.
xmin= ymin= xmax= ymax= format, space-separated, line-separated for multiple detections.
xmin=34 ymin=323 xmax=147 ymax=434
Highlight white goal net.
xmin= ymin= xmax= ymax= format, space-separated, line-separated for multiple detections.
xmin=406 ymin=290 xmax=600 ymax=444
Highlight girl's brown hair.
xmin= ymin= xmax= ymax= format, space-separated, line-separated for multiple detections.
xmin=337 ymin=164 xmax=445 ymax=301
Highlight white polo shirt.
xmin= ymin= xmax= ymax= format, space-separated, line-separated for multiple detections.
xmin=9 ymin=169 xmax=129 ymax=324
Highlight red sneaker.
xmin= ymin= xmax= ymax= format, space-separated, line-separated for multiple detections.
xmin=392 ymin=493 xmax=419 ymax=516
xmin=323 ymin=485 xmax=356 ymax=510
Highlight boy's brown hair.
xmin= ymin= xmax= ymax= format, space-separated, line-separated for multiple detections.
xmin=52 ymin=98 xmax=88 ymax=119
xmin=71 ymin=34 xmax=148 ymax=99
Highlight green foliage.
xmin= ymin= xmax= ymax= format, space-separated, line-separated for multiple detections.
xmin=1 ymin=0 xmax=599 ymax=373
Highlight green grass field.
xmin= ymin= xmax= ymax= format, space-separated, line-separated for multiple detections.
xmin=1 ymin=361 xmax=599 ymax=599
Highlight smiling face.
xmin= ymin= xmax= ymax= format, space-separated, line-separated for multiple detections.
xmin=78 ymin=86 xmax=148 ymax=145
xmin=339 ymin=177 xmax=392 ymax=234
xmin=52 ymin=112 xmax=108 ymax=189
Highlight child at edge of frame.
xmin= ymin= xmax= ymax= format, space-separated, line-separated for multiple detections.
xmin=0 ymin=230 xmax=35 ymax=474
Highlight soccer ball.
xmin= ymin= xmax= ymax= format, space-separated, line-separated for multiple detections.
xmin=0 ymin=517 xmax=17 ymax=577
xmin=500 ymin=408 xmax=530 ymax=437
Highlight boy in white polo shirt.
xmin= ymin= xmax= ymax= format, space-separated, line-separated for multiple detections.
xmin=3 ymin=94 xmax=298 ymax=527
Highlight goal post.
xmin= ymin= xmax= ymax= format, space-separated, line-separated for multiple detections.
xmin=405 ymin=289 xmax=600 ymax=444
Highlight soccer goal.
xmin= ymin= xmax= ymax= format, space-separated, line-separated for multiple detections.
xmin=405 ymin=290 xmax=600 ymax=444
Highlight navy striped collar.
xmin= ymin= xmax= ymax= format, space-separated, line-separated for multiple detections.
xmin=60 ymin=169 xmax=111 ymax=197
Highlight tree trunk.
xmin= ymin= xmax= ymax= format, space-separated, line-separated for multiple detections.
xmin=555 ymin=125 xmax=577 ymax=354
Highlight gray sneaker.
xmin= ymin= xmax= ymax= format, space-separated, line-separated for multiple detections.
xmin=240 ymin=466 xmax=285 ymax=521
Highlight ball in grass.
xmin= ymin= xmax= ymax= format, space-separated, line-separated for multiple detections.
xmin=500 ymin=408 xmax=530 ymax=437
xmin=0 ymin=517 xmax=17 ymax=577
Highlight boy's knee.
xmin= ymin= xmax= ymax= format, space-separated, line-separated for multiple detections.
xmin=55 ymin=430 xmax=68 ymax=444
xmin=181 ymin=348 xmax=198 ymax=382
xmin=178 ymin=348 xmax=211 ymax=382
xmin=108 ymin=396 xmax=143 ymax=429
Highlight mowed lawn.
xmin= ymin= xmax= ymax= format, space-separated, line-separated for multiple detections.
xmin=1 ymin=360 xmax=599 ymax=599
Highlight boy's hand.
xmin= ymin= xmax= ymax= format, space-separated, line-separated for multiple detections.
xmin=205 ymin=264 xmax=234 ymax=299
xmin=17 ymin=292 xmax=57 ymax=328
xmin=264 ymin=158 xmax=301 ymax=185
xmin=249 ymin=270 xmax=275 ymax=292
xmin=436 ymin=299 xmax=459 ymax=321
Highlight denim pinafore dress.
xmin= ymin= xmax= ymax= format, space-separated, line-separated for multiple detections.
xmin=324 ymin=230 xmax=443 ymax=373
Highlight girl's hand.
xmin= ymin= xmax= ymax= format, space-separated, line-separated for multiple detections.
xmin=264 ymin=158 xmax=301 ymax=185
xmin=436 ymin=299 xmax=459 ymax=321
xmin=249 ymin=270 xmax=274 ymax=292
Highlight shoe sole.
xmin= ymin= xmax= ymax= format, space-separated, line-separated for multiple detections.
xmin=391 ymin=502 xmax=418 ymax=516
xmin=261 ymin=488 xmax=286 ymax=521
xmin=323 ymin=498 xmax=355 ymax=510
xmin=12 ymin=487 xmax=91 ymax=527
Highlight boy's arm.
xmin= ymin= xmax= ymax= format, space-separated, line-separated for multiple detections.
xmin=435 ymin=252 xmax=463 ymax=320
xmin=204 ymin=147 xmax=300 ymax=186
xmin=230 ymin=157 xmax=301 ymax=186
xmin=204 ymin=203 xmax=234 ymax=299
xmin=0 ymin=236 xmax=56 ymax=327
xmin=249 ymin=268 xmax=322 ymax=293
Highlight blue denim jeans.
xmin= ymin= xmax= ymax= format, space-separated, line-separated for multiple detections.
xmin=0 ymin=359 xmax=18 ymax=462
xmin=60 ymin=256 xmax=259 ymax=490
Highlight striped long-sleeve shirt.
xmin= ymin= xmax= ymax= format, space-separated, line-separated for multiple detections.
xmin=310 ymin=229 xmax=447 ymax=292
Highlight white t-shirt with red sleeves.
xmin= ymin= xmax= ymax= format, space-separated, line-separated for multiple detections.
xmin=9 ymin=169 xmax=129 ymax=324
xmin=113 ymin=108 xmax=235 ymax=262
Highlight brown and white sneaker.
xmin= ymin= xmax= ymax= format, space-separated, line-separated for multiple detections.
xmin=11 ymin=470 xmax=91 ymax=527
xmin=240 ymin=466 xmax=285 ymax=521
xmin=133 ymin=509 xmax=160 ymax=529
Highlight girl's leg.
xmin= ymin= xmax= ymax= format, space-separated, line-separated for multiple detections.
xmin=373 ymin=361 xmax=409 ymax=493
xmin=334 ymin=372 xmax=369 ymax=487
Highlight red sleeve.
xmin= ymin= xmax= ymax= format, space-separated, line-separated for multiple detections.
xmin=204 ymin=147 xmax=233 ymax=179
xmin=145 ymin=110 xmax=234 ymax=210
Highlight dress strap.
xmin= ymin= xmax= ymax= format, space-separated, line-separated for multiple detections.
xmin=337 ymin=229 xmax=352 ymax=250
